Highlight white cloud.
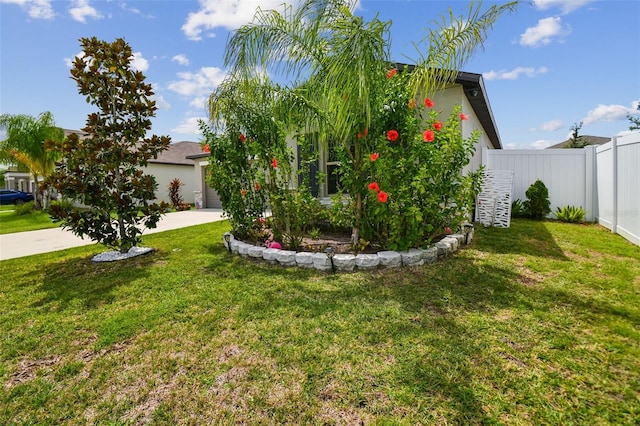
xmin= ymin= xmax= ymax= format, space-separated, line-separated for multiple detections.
xmin=172 ymin=117 xmax=206 ymax=135
xmin=64 ymin=51 xmax=85 ymax=68
xmin=152 ymin=94 xmax=170 ymax=111
xmin=483 ymin=66 xmax=548 ymax=81
xmin=172 ymin=54 xmax=190 ymax=66
xmin=168 ymin=67 xmax=226 ymax=100
xmin=533 ymin=0 xmax=594 ymax=15
xmin=1 ymin=0 xmax=55 ymax=19
xmin=189 ymin=97 xmax=209 ymax=109
xmin=131 ymin=52 xmax=149 ymax=72
xmin=520 ymin=17 xmax=570 ymax=47
xmin=69 ymin=0 xmax=102 ymax=23
xmin=530 ymin=139 xmax=554 ymax=149
xmin=582 ymin=103 xmax=638 ymax=126
xmin=538 ymin=119 xmax=564 ymax=132
xmin=182 ymin=0 xmax=291 ymax=41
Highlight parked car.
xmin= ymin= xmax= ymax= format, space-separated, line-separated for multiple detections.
xmin=0 ymin=189 xmax=34 ymax=205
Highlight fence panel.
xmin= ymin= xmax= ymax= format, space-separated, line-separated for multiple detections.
xmin=604 ymin=134 xmax=640 ymax=245
xmin=596 ymin=143 xmax=615 ymax=230
xmin=483 ymin=149 xmax=590 ymax=220
xmin=483 ymin=132 xmax=639 ymax=246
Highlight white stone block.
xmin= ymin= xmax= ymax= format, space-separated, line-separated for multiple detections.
xmin=295 ymin=252 xmax=315 ymax=268
xmin=276 ymin=250 xmax=297 ymax=266
xmin=421 ymin=247 xmax=438 ymax=264
xmin=262 ymin=248 xmax=280 ymax=262
xmin=450 ymin=233 xmax=465 ymax=246
xmin=312 ymin=253 xmax=332 ymax=271
xmin=355 ymin=254 xmax=379 ymax=269
xmin=377 ymin=250 xmax=401 ymax=268
xmin=434 ymin=241 xmax=450 ymax=258
xmin=238 ymin=242 xmax=251 ymax=257
xmin=442 ymin=236 xmax=459 ymax=252
xmin=248 ymin=246 xmax=265 ymax=258
xmin=333 ymin=254 xmax=356 ymax=272
xmin=400 ymin=248 xmax=424 ymax=266
xmin=230 ymin=239 xmax=242 ymax=254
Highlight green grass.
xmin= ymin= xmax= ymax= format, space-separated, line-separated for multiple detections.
xmin=1 ymin=219 xmax=638 ymax=424
xmin=0 ymin=209 xmax=61 ymax=234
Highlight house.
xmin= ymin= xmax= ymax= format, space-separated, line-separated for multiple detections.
xmin=188 ymin=70 xmax=502 ymax=206
xmin=546 ymin=135 xmax=611 ymax=149
xmin=144 ymin=141 xmax=203 ymax=204
xmin=2 ymin=129 xmax=90 ymax=193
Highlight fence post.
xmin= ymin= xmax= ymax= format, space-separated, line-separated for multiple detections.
xmin=611 ymin=136 xmax=618 ymax=234
xmin=584 ymin=146 xmax=596 ymax=222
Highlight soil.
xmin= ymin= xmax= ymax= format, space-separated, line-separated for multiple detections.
xmin=298 ymin=231 xmax=379 ymax=254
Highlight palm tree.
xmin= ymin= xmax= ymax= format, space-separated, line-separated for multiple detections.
xmin=221 ymin=0 xmax=519 ymax=243
xmin=0 ymin=111 xmax=64 ymax=208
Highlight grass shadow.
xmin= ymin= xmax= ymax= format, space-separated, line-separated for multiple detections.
xmin=473 ymin=219 xmax=568 ymax=260
xmin=33 ymin=249 xmax=168 ymax=312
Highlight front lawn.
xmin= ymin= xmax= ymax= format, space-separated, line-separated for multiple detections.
xmin=1 ymin=220 xmax=638 ymax=424
xmin=0 ymin=208 xmax=61 ymax=234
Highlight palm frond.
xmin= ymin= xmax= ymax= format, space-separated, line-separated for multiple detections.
xmin=408 ymin=1 xmax=519 ymax=97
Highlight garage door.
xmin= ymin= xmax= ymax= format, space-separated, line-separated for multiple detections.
xmin=203 ymin=167 xmax=222 ymax=208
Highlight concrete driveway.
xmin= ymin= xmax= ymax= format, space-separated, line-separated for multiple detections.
xmin=0 ymin=209 xmax=225 ymax=261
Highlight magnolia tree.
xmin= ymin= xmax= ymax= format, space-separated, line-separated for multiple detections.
xmin=203 ymin=0 xmax=517 ymax=250
xmin=46 ymin=37 xmax=171 ymax=253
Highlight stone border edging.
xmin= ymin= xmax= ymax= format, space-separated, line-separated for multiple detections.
xmin=222 ymin=228 xmax=474 ymax=272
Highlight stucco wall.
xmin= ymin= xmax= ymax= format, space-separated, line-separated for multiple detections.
xmin=144 ymin=163 xmax=196 ymax=204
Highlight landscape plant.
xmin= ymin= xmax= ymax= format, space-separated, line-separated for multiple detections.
xmin=167 ymin=178 xmax=191 ymax=211
xmin=523 ymin=179 xmax=551 ymax=220
xmin=0 ymin=112 xmax=64 ymax=209
xmin=46 ymin=37 xmax=171 ymax=254
xmin=555 ymin=205 xmax=586 ymax=223
xmin=204 ymin=0 xmax=518 ymax=250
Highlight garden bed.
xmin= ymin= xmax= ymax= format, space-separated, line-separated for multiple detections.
xmin=224 ymin=228 xmax=473 ymax=272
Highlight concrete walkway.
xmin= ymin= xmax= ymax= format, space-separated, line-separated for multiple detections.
xmin=0 ymin=209 xmax=225 ymax=261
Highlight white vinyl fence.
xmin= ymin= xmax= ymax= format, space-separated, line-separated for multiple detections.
xmin=482 ymin=132 xmax=640 ymax=246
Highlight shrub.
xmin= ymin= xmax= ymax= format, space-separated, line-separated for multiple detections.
xmin=511 ymin=199 xmax=527 ymax=218
xmin=14 ymin=201 xmax=35 ymax=215
xmin=523 ymin=180 xmax=551 ymax=220
xmin=168 ymin=178 xmax=184 ymax=208
xmin=555 ymin=205 xmax=586 ymax=223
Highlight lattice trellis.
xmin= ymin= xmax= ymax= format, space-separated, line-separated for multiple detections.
xmin=476 ymin=170 xmax=514 ymax=228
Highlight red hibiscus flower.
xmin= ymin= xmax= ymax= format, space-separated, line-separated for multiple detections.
xmin=370 ymin=152 xmax=379 ymax=161
xmin=423 ymin=130 xmax=435 ymax=142
xmin=357 ymin=132 xmax=362 ymax=139
xmin=459 ymin=113 xmax=469 ymax=121
xmin=368 ymin=182 xmax=380 ymax=192
xmin=425 ymin=98 xmax=434 ymax=108
xmin=202 ymin=144 xmax=210 ymax=153
xmin=239 ymin=133 xmax=246 ymax=142
xmin=364 ymin=128 xmax=368 ymax=136
xmin=241 ymin=189 xmax=247 ymax=196
xmin=255 ymin=182 xmax=261 ymax=191
xmin=387 ymin=130 xmax=399 ymax=142
xmin=271 ymin=157 xmax=278 ymax=168
xmin=386 ymin=68 xmax=396 ymax=79
xmin=377 ymin=191 xmax=388 ymax=203
xmin=433 ymin=121 xmax=443 ymax=131
xmin=408 ymin=99 xmax=416 ymax=109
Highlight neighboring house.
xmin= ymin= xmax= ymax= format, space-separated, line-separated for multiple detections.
xmin=188 ymin=69 xmax=502 ymax=204
xmin=2 ymin=129 xmax=89 ymax=193
xmin=546 ymin=135 xmax=611 ymax=149
xmin=144 ymin=141 xmax=203 ymax=205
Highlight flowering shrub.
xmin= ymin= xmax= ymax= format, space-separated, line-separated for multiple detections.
xmin=352 ymin=69 xmax=480 ymax=250
xmin=202 ymin=73 xmax=480 ymax=251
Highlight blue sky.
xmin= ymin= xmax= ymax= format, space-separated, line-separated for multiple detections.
xmin=1 ymin=0 xmax=638 ymax=149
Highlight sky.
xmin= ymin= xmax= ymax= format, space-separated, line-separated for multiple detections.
xmin=1 ymin=0 xmax=638 ymax=150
